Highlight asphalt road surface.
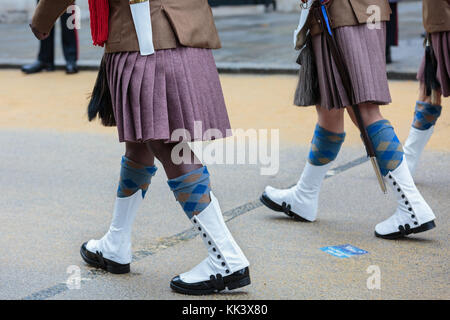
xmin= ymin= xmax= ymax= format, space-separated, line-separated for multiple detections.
xmin=0 ymin=71 xmax=448 ymax=300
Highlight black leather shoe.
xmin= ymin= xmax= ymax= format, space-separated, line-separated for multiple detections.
xmin=260 ymin=191 xmax=308 ymax=222
xmin=21 ymin=60 xmax=55 ymax=74
xmin=66 ymin=61 xmax=79 ymax=74
xmin=170 ymin=267 xmax=251 ymax=295
xmin=80 ymin=242 xmax=130 ymax=274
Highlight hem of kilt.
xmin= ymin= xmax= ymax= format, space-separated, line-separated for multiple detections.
xmin=118 ymin=130 xmax=233 ymax=144
xmin=341 ymin=99 xmax=392 ymax=110
xmin=417 ymin=78 xmax=450 ymax=99
xmin=416 ymin=84 xmax=450 ymax=99
xmin=298 ymin=99 xmax=392 ymax=110
xmin=417 ymin=79 xmax=450 ymax=99
xmin=417 ymin=78 xmax=450 ymax=98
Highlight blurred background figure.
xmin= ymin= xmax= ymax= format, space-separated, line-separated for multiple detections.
xmin=22 ymin=0 xmax=78 ymax=74
xmin=386 ymin=0 xmax=400 ymax=64
xmin=403 ymin=0 xmax=450 ymax=176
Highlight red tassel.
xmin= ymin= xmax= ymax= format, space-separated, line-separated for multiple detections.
xmin=89 ymin=0 xmax=109 ymax=47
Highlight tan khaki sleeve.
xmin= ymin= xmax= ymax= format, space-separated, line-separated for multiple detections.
xmin=348 ymin=0 xmax=392 ymax=24
xmin=31 ymin=0 xmax=75 ymax=34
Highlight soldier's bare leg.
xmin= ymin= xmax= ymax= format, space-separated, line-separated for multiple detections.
xmin=316 ymin=105 xmax=345 ymax=133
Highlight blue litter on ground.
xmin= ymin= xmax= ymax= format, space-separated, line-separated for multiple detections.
xmin=320 ymin=244 xmax=369 ymax=258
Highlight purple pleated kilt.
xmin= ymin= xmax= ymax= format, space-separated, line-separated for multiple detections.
xmin=417 ymin=31 xmax=450 ymax=98
xmin=312 ymin=23 xmax=392 ymax=110
xmin=105 ymin=47 xmax=231 ymax=143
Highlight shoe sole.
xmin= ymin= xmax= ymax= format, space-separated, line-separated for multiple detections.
xmin=170 ymin=276 xmax=251 ymax=296
xmin=80 ymin=245 xmax=130 ymax=274
xmin=22 ymin=67 xmax=55 ymax=74
xmin=375 ymin=220 xmax=436 ymax=240
xmin=260 ymin=192 xmax=308 ymax=222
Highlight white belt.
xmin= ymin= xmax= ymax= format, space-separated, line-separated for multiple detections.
xmin=129 ymin=0 xmax=155 ymax=56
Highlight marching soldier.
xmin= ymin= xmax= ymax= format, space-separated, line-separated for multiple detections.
xmin=404 ymin=0 xmax=450 ymax=175
xmin=261 ymin=0 xmax=437 ymax=239
xmin=22 ymin=0 xmax=78 ymax=74
xmin=29 ymin=0 xmax=250 ymax=295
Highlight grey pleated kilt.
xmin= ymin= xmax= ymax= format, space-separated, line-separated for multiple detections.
xmin=311 ymin=22 xmax=392 ymax=110
xmin=417 ymin=31 xmax=450 ymax=98
xmin=105 ymin=47 xmax=231 ymax=143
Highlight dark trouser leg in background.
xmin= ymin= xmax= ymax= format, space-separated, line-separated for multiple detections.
xmin=59 ymin=5 xmax=79 ymax=74
xmin=36 ymin=0 xmax=56 ymax=66
xmin=37 ymin=26 xmax=55 ymax=65
xmin=385 ymin=2 xmax=398 ymax=64
xmin=59 ymin=7 xmax=79 ymax=64
xmin=146 ymin=140 xmax=250 ymax=295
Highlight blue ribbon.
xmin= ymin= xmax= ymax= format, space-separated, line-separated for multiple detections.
xmin=320 ymin=0 xmax=333 ymax=36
